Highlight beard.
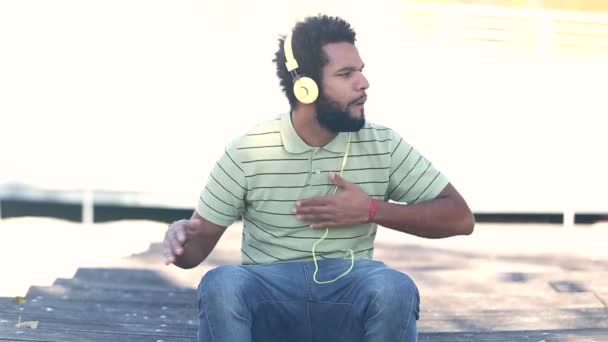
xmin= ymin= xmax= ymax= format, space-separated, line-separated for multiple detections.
xmin=315 ymin=93 xmax=366 ymax=133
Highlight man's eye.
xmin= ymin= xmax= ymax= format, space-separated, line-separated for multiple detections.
xmin=339 ymin=72 xmax=352 ymax=77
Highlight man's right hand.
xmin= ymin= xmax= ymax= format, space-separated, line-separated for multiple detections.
xmin=163 ymin=218 xmax=201 ymax=265
xmin=161 ymin=213 xmax=226 ymax=269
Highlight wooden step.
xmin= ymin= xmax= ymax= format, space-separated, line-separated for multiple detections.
xmin=0 ymin=297 xmax=196 ymax=326
xmin=72 ymin=268 xmax=182 ymax=288
xmin=419 ymin=328 xmax=608 ymax=342
xmin=25 ymin=286 xmax=194 ymax=306
xmin=52 ymin=277 xmax=194 ymax=293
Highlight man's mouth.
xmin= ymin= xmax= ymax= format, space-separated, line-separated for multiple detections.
xmin=352 ymin=95 xmax=367 ymax=106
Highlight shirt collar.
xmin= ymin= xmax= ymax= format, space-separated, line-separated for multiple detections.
xmin=280 ymin=112 xmax=349 ymax=154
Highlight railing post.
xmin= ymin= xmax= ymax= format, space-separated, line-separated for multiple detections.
xmin=563 ymin=209 xmax=575 ymax=228
xmin=82 ymin=189 xmax=94 ymax=225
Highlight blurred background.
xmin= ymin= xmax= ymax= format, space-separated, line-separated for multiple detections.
xmin=2 ymin=3 xmax=608 ymax=335
xmin=1 ymin=0 xmax=607 ymax=225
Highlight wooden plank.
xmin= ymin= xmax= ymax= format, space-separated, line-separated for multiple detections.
xmin=419 ymin=328 xmax=608 ymax=342
xmin=71 ymin=268 xmax=179 ymax=288
xmin=25 ymin=286 xmax=194 ymax=306
xmin=0 ymin=325 xmax=195 ymax=342
xmin=0 ymin=293 xmax=197 ymax=341
xmin=0 ymin=306 xmax=197 ymax=329
xmin=418 ymin=308 xmax=608 ymax=332
xmin=3 ymin=324 xmax=607 ymax=342
xmin=4 ymin=296 xmax=606 ymax=335
xmin=0 ymin=315 xmax=196 ymax=337
xmin=0 ymin=294 xmax=195 ymax=311
xmin=2 ymin=296 xmax=607 ymax=340
xmin=5 ymin=290 xmax=606 ymax=331
xmin=4 ymin=262 xmax=607 ymax=342
xmin=0 ymin=305 xmax=198 ymax=326
xmin=52 ymin=278 xmax=194 ymax=293
xmin=6 ymin=295 xmax=605 ymax=331
xmin=420 ymin=291 xmax=605 ymax=310
xmin=0 ymin=297 xmax=196 ymax=324
xmin=30 ymin=283 xmax=605 ymax=311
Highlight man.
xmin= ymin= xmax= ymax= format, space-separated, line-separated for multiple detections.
xmin=163 ymin=15 xmax=474 ymax=342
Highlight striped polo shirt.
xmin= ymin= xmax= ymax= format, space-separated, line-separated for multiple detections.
xmin=196 ymin=112 xmax=449 ymax=265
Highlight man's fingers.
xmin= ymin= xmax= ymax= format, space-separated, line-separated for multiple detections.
xmin=173 ymin=225 xmax=187 ymax=245
xmin=296 ymin=196 xmax=331 ymax=208
xmin=168 ymin=232 xmax=184 ymax=256
xmin=164 ymin=252 xmax=174 ymax=265
xmin=162 ymin=236 xmax=175 ymax=265
xmin=294 ymin=205 xmax=335 ymax=222
xmin=329 ymin=172 xmax=350 ymax=189
xmin=293 ymin=205 xmax=331 ymax=215
xmin=296 ymin=212 xmax=334 ymax=222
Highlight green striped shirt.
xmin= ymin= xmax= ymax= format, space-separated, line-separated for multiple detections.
xmin=196 ymin=113 xmax=449 ymax=265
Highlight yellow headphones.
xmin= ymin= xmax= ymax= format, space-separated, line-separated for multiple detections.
xmin=284 ymin=32 xmax=319 ymax=104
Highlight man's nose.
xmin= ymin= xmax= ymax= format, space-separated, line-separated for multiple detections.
xmin=358 ymin=72 xmax=369 ymax=91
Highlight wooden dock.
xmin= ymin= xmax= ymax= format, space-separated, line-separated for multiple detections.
xmin=1 ymin=219 xmax=608 ymax=341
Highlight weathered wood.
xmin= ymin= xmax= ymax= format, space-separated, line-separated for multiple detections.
xmin=72 ymin=268 xmax=183 ymax=288
xmin=419 ymin=328 xmax=608 ymax=341
xmin=26 ymin=286 xmax=194 ymax=306
xmin=0 ymin=306 xmax=197 ymax=328
xmin=420 ymin=291 xmax=605 ymax=310
xmin=0 ymin=294 xmax=194 ymax=310
xmin=27 ymin=284 xmax=605 ymax=311
xmin=2 ymin=324 xmax=608 ymax=342
xmin=4 ymin=297 xmax=607 ymax=336
xmin=0 ymin=297 xmax=196 ymax=323
xmin=5 ymin=294 xmax=606 ymax=333
xmin=418 ymin=308 xmax=608 ymax=332
xmin=4 ymin=225 xmax=608 ymax=342
xmin=0 ymin=324 xmax=196 ymax=342
xmin=0 ymin=314 xmax=196 ymax=336
xmin=53 ymin=277 xmax=195 ymax=293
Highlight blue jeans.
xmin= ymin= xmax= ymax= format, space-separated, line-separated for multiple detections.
xmin=197 ymin=259 xmax=420 ymax=342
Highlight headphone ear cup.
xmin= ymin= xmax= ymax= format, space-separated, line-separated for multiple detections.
xmin=293 ymin=77 xmax=319 ymax=104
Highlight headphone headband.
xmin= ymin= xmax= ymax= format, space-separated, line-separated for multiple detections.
xmin=284 ymin=32 xmax=299 ymax=72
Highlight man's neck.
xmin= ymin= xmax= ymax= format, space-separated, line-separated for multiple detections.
xmin=291 ymin=105 xmax=337 ymax=148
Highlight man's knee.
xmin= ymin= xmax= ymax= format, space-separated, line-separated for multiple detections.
xmin=198 ymin=265 xmax=251 ymax=310
xmin=361 ymin=269 xmax=420 ymax=319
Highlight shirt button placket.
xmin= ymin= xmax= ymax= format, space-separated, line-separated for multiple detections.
xmin=310 ymin=148 xmax=322 ymax=183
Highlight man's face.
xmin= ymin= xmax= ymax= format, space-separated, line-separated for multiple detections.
xmin=315 ymin=42 xmax=369 ymax=133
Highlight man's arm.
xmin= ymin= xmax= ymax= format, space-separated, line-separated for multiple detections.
xmin=294 ymin=173 xmax=474 ymax=238
xmin=164 ymin=211 xmax=226 ymax=269
xmin=373 ymin=183 xmax=474 ymax=238
xmin=167 ymin=140 xmax=247 ymax=268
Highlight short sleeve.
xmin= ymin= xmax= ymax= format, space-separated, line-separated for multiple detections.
xmin=196 ymin=143 xmax=247 ymax=227
xmin=387 ymin=130 xmax=449 ymax=204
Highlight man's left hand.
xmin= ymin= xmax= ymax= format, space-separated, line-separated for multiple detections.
xmin=293 ymin=172 xmax=371 ymax=229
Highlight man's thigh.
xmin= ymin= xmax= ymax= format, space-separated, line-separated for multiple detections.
xmin=246 ymin=259 xmax=415 ymax=342
xmin=305 ymin=258 xmax=418 ymax=341
xmin=241 ymin=262 xmax=313 ymax=342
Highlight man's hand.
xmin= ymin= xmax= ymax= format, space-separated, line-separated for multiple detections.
xmin=293 ymin=172 xmax=371 ymax=229
xmin=163 ymin=218 xmax=201 ymax=265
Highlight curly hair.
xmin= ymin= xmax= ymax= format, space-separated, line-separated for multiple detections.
xmin=273 ymin=15 xmax=357 ymax=108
